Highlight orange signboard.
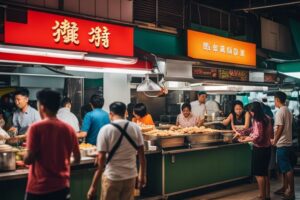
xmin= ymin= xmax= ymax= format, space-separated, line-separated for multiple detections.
xmin=187 ymin=30 xmax=256 ymax=67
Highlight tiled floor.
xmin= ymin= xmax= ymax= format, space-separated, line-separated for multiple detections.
xmin=187 ymin=176 xmax=300 ymax=200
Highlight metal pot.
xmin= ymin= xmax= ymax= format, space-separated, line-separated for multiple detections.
xmin=0 ymin=144 xmax=16 ymax=171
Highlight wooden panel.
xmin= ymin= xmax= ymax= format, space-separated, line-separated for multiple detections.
xmin=45 ymin=0 xmax=59 ymax=9
xmin=27 ymin=0 xmax=44 ymax=6
xmin=80 ymin=0 xmax=95 ymax=16
xmin=64 ymin=0 xmax=80 ymax=13
xmin=96 ymin=0 xmax=108 ymax=18
xmin=121 ymin=0 xmax=133 ymax=22
xmin=108 ymin=0 xmax=121 ymax=20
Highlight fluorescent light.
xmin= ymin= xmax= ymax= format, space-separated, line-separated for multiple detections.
xmin=65 ymin=66 xmax=149 ymax=75
xmin=0 ymin=44 xmax=86 ymax=59
xmin=190 ymin=83 xmax=203 ymax=87
xmin=84 ymin=55 xmax=138 ymax=64
xmin=282 ymin=72 xmax=300 ymax=79
xmin=193 ymin=85 xmax=268 ymax=92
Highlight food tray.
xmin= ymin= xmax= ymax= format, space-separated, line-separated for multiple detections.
xmin=155 ymin=137 xmax=185 ymax=148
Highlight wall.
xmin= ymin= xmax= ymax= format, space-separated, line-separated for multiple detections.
xmin=6 ymin=0 xmax=133 ymax=22
xmin=103 ymin=73 xmax=130 ymax=112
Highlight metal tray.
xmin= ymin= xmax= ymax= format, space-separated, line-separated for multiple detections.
xmin=186 ymin=132 xmax=223 ymax=145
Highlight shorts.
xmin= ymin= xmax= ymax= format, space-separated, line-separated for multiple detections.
xmin=25 ymin=188 xmax=70 ymax=200
xmin=101 ymin=175 xmax=136 ymax=200
xmin=253 ymin=146 xmax=271 ymax=176
xmin=276 ymin=146 xmax=297 ymax=173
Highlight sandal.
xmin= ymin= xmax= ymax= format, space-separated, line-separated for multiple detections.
xmin=282 ymin=194 xmax=295 ymax=200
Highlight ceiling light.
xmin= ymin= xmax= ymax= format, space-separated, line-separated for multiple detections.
xmin=137 ymin=74 xmax=161 ymax=92
xmin=0 ymin=44 xmax=86 ymax=59
xmin=84 ymin=55 xmax=138 ymax=65
xmin=65 ymin=66 xmax=149 ymax=75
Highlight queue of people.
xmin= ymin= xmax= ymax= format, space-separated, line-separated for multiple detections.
xmin=0 ymin=87 xmax=297 ymax=200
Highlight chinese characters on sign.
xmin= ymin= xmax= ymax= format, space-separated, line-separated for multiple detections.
xmin=202 ymin=42 xmax=245 ymax=57
xmin=88 ymin=26 xmax=110 ymax=48
xmin=52 ymin=19 xmax=79 ymax=45
xmin=52 ymin=19 xmax=111 ymax=48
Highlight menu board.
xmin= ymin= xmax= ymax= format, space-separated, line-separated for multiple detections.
xmin=218 ymin=69 xmax=249 ymax=82
xmin=192 ymin=67 xmax=218 ymax=79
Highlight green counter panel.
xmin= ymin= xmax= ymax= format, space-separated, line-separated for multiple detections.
xmin=164 ymin=144 xmax=252 ymax=194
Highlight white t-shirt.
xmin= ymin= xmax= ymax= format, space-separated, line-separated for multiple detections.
xmin=191 ymin=100 xmax=206 ymax=119
xmin=57 ymin=108 xmax=80 ymax=132
xmin=205 ymin=100 xmax=220 ymax=115
xmin=274 ymin=106 xmax=293 ymax=147
xmin=97 ymin=119 xmax=144 ymax=181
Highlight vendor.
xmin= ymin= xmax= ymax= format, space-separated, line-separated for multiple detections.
xmin=132 ymin=103 xmax=154 ymax=125
xmin=8 ymin=88 xmax=41 ymax=136
xmin=176 ymin=103 xmax=199 ymax=127
xmin=222 ymin=100 xmax=250 ymax=131
xmin=191 ymin=91 xmax=207 ymax=125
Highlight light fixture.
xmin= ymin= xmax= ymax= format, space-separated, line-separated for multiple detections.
xmin=199 ymin=85 xmax=268 ymax=92
xmin=0 ymin=44 xmax=86 ymax=59
xmin=281 ymin=72 xmax=300 ymax=79
xmin=84 ymin=55 xmax=138 ymax=65
xmin=65 ymin=66 xmax=149 ymax=75
xmin=136 ymin=74 xmax=161 ymax=92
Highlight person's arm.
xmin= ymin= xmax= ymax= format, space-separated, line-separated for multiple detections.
xmin=176 ymin=115 xmax=180 ymax=126
xmin=78 ymin=114 xmax=91 ymax=138
xmin=24 ymin=126 xmax=38 ymax=165
xmin=72 ymin=132 xmax=81 ymax=164
xmin=272 ymin=125 xmax=284 ymax=146
xmin=244 ymin=112 xmax=251 ymax=129
xmin=271 ymin=110 xmax=284 ymax=146
xmin=222 ymin=114 xmax=232 ymax=126
xmin=87 ymin=152 xmax=106 ymax=200
xmin=137 ymin=146 xmax=147 ymax=188
xmin=8 ymin=113 xmax=18 ymax=133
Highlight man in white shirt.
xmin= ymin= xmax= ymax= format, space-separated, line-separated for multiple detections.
xmin=205 ymin=95 xmax=221 ymax=116
xmin=57 ymin=97 xmax=80 ymax=132
xmin=87 ymin=102 xmax=146 ymax=200
xmin=272 ymin=91 xmax=295 ymax=200
xmin=191 ymin=91 xmax=207 ymax=125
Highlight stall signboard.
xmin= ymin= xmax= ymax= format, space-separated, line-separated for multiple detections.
xmin=4 ymin=10 xmax=133 ymax=57
xmin=218 ymin=69 xmax=249 ymax=82
xmin=187 ymin=30 xmax=256 ymax=67
xmin=192 ymin=66 xmax=218 ymax=79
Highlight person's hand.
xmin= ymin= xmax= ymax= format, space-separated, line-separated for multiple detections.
xmin=137 ymin=175 xmax=147 ymax=189
xmin=87 ymin=186 xmax=96 ymax=200
xmin=271 ymin=139 xmax=276 ymax=146
xmin=233 ymin=132 xmax=240 ymax=139
xmin=8 ymin=127 xmax=17 ymax=134
xmin=238 ymin=138 xmax=245 ymax=143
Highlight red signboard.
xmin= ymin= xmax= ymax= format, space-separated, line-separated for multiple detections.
xmin=4 ymin=10 xmax=133 ymax=57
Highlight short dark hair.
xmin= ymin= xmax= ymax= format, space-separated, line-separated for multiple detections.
xmin=197 ymin=91 xmax=207 ymax=96
xmin=61 ymin=97 xmax=72 ymax=107
xmin=274 ymin=91 xmax=287 ymax=103
xmin=90 ymin=95 xmax=104 ymax=108
xmin=133 ymin=103 xmax=147 ymax=117
xmin=110 ymin=102 xmax=126 ymax=117
xmin=181 ymin=103 xmax=191 ymax=111
xmin=15 ymin=88 xmax=29 ymax=97
xmin=37 ymin=89 xmax=61 ymax=114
